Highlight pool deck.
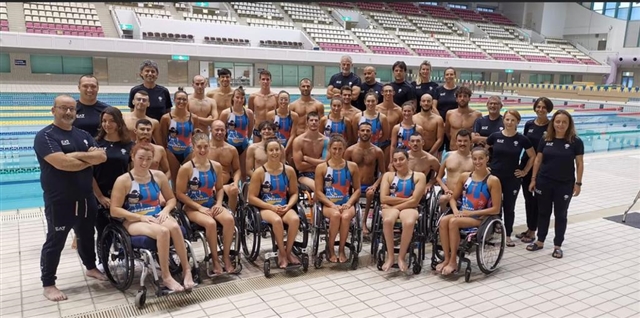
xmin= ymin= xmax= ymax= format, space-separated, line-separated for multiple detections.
xmin=1 ymin=149 xmax=639 ymax=318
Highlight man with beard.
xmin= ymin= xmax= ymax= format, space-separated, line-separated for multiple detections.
xmin=340 ymin=85 xmax=360 ymax=125
xmin=207 ymin=68 xmax=234 ymax=111
xmin=207 ymin=120 xmax=241 ymax=213
xmin=34 ymin=95 xmax=108 ymax=301
xmin=123 ymin=91 xmax=162 ymax=144
xmin=326 ymin=55 xmax=361 ymax=107
xmin=344 ymin=122 xmax=385 ymax=236
xmin=406 ymin=132 xmax=440 ymax=193
xmin=134 ymin=119 xmax=170 ymax=178
xmin=290 ymin=78 xmax=325 ymax=136
xmin=74 ymin=75 xmax=111 ymax=137
xmin=435 ymin=129 xmax=474 ymax=211
xmin=472 ymin=96 xmax=504 ymax=147
xmin=128 ymin=60 xmax=172 ymax=122
xmin=246 ymin=121 xmax=285 ymax=178
xmin=291 ymin=111 xmax=330 ymax=191
xmin=356 ymin=66 xmax=383 ymax=111
xmin=249 ymin=70 xmax=278 ymax=143
xmin=188 ymin=75 xmax=218 ymax=134
xmin=412 ymin=94 xmax=444 ymax=158
xmin=444 ymin=87 xmax=482 ymax=151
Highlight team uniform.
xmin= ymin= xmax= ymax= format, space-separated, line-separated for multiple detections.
xmin=358 ymin=112 xmax=386 ymax=148
xmin=460 ymin=172 xmax=493 ymax=219
xmin=328 ymin=72 xmax=361 ymax=108
xmin=73 ymin=100 xmax=111 ymax=137
xmin=124 ymin=171 xmax=163 ymax=216
xmin=389 ymin=81 xmax=416 ymax=107
xmin=395 ymin=124 xmax=417 ymax=151
xmin=274 ymin=112 xmax=294 ymax=147
xmin=324 ymin=117 xmax=348 ymax=139
xmin=260 ymin=164 xmax=290 ymax=206
xmin=431 ymin=85 xmax=459 ymax=151
xmin=167 ymin=113 xmax=194 ymax=163
xmin=323 ymin=165 xmax=352 ymax=205
xmin=226 ymin=108 xmax=251 ymax=155
xmin=186 ymin=160 xmax=218 ymax=208
xmin=357 ymin=81 xmax=383 ymax=111
xmin=389 ymin=172 xmax=415 ymax=199
xmin=521 ymin=120 xmax=549 ymax=232
xmin=128 ymin=84 xmax=173 ymax=122
xmin=411 ymin=81 xmax=438 ymax=112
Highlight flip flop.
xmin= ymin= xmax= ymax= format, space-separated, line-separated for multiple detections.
xmin=552 ymin=249 xmax=563 ymax=259
xmin=515 ymin=231 xmax=528 ymax=239
xmin=526 ymin=243 xmax=544 ymax=251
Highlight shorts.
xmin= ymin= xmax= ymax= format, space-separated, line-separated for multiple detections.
xmin=440 ymin=135 xmax=449 ymax=152
xmin=376 ymin=140 xmax=391 ymax=149
xmin=169 ymin=147 xmax=193 ymax=163
xmin=299 ymin=172 xmax=315 ymax=179
xmin=253 ymin=129 xmax=261 ymax=138
xmin=360 ymin=184 xmax=372 ymax=193
xmin=234 ymin=144 xmax=248 ymax=156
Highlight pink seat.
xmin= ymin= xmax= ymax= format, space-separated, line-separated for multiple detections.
xmin=63 ymin=30 xmax=71 ymax=35
xmin=26 ymin=22 xmax=33 ymax=28
xmin=62 ymin=24 xmax=69 ymax=30
xmin=27 ymin=28 xmax=34 ymax=33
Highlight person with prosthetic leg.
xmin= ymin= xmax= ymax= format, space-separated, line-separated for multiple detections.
xmin=176 ymin=132 xmax=236 ymax=275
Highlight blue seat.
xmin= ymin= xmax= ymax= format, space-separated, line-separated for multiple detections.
xmin=130 ymin=226 xmax=188 ymax=251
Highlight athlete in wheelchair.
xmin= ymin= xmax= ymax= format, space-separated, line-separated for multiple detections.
xmin=102 ymin=143 xmax=198 ymax=308
xmin=372 ymin=149 xmax=428 ymax=273
xmin=174 ymin=132 xmax=242 ymax=278
xmin=245 ymin=138 xmax=310 ymax=276
xmin=311 ymin=135 xmax=363 ymax=269
xmin=431 ymin=147 xmax=506 ymax=282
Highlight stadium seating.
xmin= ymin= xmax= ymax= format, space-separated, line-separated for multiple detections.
xmin=396 ymin=31 xmax=452 ymax=58
xmin=204 ymin=36 xmax=249 ymax=46
xmin=24 ymin=2 xmax=104 ymax=37
xmin=369 ymin=12 xmax=414 ymax=31
xmin=471 ymin=38 xmax=523 ymax=61
xmin=435 ymin=34 xmax=489 ymax=59
xmin=183 ymin=12 xmax=238 ymax=25
xmin=247 ymin=18 xmax=294 ymax=30
xmin=280 ymin=3 xmax=332 ymax=24
xmin=352 ymin=28 xmax=411 ymax=55
xmin=479 ymin=11 xmax=517 ymax=26
xmin=407 ymin=16 xmax=455 ymax=34
xmin=1 ymin=2 xmax=8 ymax=31
xmin=419 ymin=4 xmax=458 ymax=20
xmin=317 ymin=2 xmax=353 ymax=9
xmin=477 ymin=23 xmax=516 ymax=40
xmin=109 ymin=4 xmax=171 ymax=19
xmin=303 ymin=23 xmax=364 ymax=53
xmin=142 ymin=31 xmax=194 ymax=43
xmin=354 ymin=2 xmax=388 ymax=13
xmin=231 ymin=2 xmax=283 ymax=20
xmin=388 ymin=2 xmax=425 ymax=16
xmin=450 ymin=7 xmax=485 ymax=23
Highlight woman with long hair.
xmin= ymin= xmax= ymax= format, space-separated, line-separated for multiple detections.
xmin=516 ymin=97 xmax=553 ymax=243
xmin=486 ymin=110 xmax=536 ymax=247
xmin=175 ymin=132 xmax=236 ymax=274
xmin=160 ymin=88 xmax=199 ymax=188
xmin=220 ymin=87 xmax=254 ymax=180
xmin=527 ymin=110 xmax=584 ymax=258
xmin=321 ymin=96 xmax=351 ymax=142
xmin=247 ymin=138 xmax=300 ymax=268
xmin=314 ymin=135 xmax=361 ymax=263
xmin=412 ymin=60 xmax=439 ymax=111
xmin=92 ymin=107 xmax=134 ymax=266
xmin=379 ymin=149 xmax=427 ymax=272
xmin=436 ymin=147 xmax=502 ymax=275
xmin=353 ymin=91 xmax=390 ymax=149
xmin=110 ymin=143 xmax=195 ymax=292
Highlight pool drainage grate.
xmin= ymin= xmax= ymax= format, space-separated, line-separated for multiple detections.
xmin=0 ymin=208 xmax=44 ymax=221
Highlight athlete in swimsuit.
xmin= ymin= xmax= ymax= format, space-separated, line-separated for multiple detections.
xmin=321 ymin=96 xmax=353 ymax=142
xmin=219 ymin=87 xmax=254 ymax=181
xmin=292 ymin=111 xmax=330 ymax=191
xmin=352 ymin=91 xmax=390 ymax=149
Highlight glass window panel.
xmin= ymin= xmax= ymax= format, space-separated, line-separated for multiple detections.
xmin=376 ymin=68 xmax=392 ymax=83
xmin=619 ymin=2 xmax=630 ymax=8
xmin=617 ymin=8 xmax=629 ymax=19
xmin=62 ymin=56 xmax=92 ymax=74
xmin=604 ymin=2 xmax=617 ymax=9
xmin=592 ymin=2 xmax=604 ymax=10
xmin=31 ymin=55 xmax=63 ymax=74
xmin=268 ymin=64 xmax=283 ymax=87
xmin=324 ymin=66 xmax=339 ymax=86
xmin=0 ymin=53 xmax=9 ymax=73
xmin=233 ymin=63 xmax=252 ymax=87
xmin=604 ymin=8 xmax=616 ymax=17
xmin=631 ymin=7 xmax=640 ymax=20
xmin=282 ymin=65 xmax=298 ymax=87
xmin=634 ymin=2 xmax=640 ymax=7
xmin=298 ymin=65 xmax=312 ymax=81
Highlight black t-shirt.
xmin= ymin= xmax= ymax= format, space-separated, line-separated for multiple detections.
xmin=473 ymin=115 xmax=504 ymax=138
xmin=486 ymin=132 xmax=532 ymax=178
xmin=73 ymin=100 xmax=112 ymax=138
xmin=390 ymin=81 xmax=416 ymax=107
xmin=537 ymin=137 xmax=584 ymax=184
xmin=520 ymin=120 xmax=549 ymax=169
xmin=128 ymin=84 xmax=173 ymax=122
xmin=432 ymin=85 xmax=459 ymax=120
xmin=93 ymin=139 xmax=134 ymax=197
xmin=329 ymin=72 xmax=361 ymax=108
xmin=412 ymin=81 xmax=438 ymax=111
xmin=34 ymin=124 xmax=98 ymax=204
xmin=357 ymin=81 xmax=384 ymax=111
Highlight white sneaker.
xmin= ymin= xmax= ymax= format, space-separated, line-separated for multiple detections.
xmin=96 ymin=262 xmax=105 ymax=273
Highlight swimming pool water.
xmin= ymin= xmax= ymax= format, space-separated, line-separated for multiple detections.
xmin=1 ymin=93 xmax=640 ymax=211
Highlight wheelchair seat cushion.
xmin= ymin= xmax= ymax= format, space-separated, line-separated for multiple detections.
xmin=460 ymin=227 xmax=478 ymax=236
xmin=130 ymin=225 xmax=188 ymax=251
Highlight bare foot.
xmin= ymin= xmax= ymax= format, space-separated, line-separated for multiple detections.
xmin=162 ymin=276 xmax=185 ymax=292
xmin=182 ymin=270 xmax=195 ymax=290
xmin=287 ymin=253 xmax=300 ymax=265
xmin=435 ymin=260 xmax=449 ymax=273
xmin=86 ymin=268 xmax=108 ymax=281
xmin=398 ymin=258 xmax=408 ymax=272
xmin=442 ymin=264 xmax=457 ymax=276
xmin=212 ymin=260 xmax=224 ymax=275
xmin=338 ymin=251 xmax=348 ymax=263
xmin=43 ymin=286 xmax=67 ymax=301
xmin=382 ymin=258 xmax=394 ymax=272
xmin=278 ymin=255 xmax=288 ymax=269
xmin=71 ymin=235 xmax=77 ymax=250
xmin=223 ymin=258 xmax=235 ymax=273
xmin=328 ymin=253 xmax=338 ymax=263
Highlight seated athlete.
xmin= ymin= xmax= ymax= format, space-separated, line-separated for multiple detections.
xmin=321 ymin=96 xmax=353 ymax=143
xmin=208 ymin=120 xmax=241 ymax=213
xmin=314 ymin=135 xmax=361 ymax=263
xmin=160 ymin=88 xmax=199 ymax=188
xmin=134 ymin=119 xmax=170 ymax=179
xmin=352 ymin=91 xmax=390 ymax=150
xmin=292 ymin=111 xmax=329 ymax=191
xmin=406 ymin=132 xmax=440 ymax=192
xmin=175 ymin=132 xmax=235 ymax=274
xmin=379 ymin=149 xmax=427 ymax=272
xmin=246 ymin=121 xmax=285 ymax=178
xmin=436 ymin=147 xmax=501 ymax=276
xmin=110 ymin=143 xmax=195 ymax=292
xmin=436 ymin=129 xmax=474 ymax=211
xmin=267 ymin=91 xmax=299 ymax=162
xmin=390 ymin=102 xmax=424 ymax=169
xmin=219 ymin=87 xmax=254 ymax=181
xmin=247 ymin=138 xmax=301 ymax=269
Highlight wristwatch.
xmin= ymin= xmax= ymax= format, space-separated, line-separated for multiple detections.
xmin=575 ymin=182 xmax=582 ymax=186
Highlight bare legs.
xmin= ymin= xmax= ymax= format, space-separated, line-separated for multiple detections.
xmin=381 ymin=208 xmax=419 ymax=272
xmin=323 ymin=206 xmax=356 ymax=263
xmin=260 ymin=210 xmax=300 ymax=268
xmin=437 ymin=215 xmax=480 ymax=275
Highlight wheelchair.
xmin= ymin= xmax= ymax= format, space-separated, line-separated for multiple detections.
xmin=369 ymin=190 xmax=431 ymax=274
xmin=429 ymin=193 xmax=506 ymax=282
xmin=99 ymin=208 xmax=200 ymax=309
xmin=173 ymin=204 xmax=243 ymax=278
xmin=238 ymin=182 xmax=311 ymax=277
xmin=310 ymin=198 xmax=363 ymax=270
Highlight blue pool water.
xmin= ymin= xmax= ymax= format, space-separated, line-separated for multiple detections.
xmin=1 ymin=93 xmax=640 ymax=211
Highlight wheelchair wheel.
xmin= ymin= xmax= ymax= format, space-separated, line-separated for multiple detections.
xmin=263 ymin=260 xmax=271 ymax=278
xmin=135 ymin=287 xmax=147 ymax=309
xmin=301 ymin=254 xmax=309 ymax=272
xmin=240 ymin=206 xmax=261 ymax=262
xmin=476 ymin=218 xmax=506 ymax=275
xmin=464 ymin=268 xmax=472 ymax=283
xmin=376 ymin=249 xmax=385 ymax=271
xmin=100 ymin=223 xmax=135 ymax=291
xmin=370 ymin=204 xmax=382 ymax=258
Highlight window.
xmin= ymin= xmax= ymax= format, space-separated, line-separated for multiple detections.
xmin=477 ymin=7 xmax=495 ymax=12
xmin=604 ymin=8 xmax=616 ymax=17
xmin=631 ymin=7 xmax=640 ymax=20
xmin=447 ymin=4 xmax=467 ymax=9
xmin=604 ymin=2 xmax=617 ymax=9
xmin=419 ymin=2 xmax=438 ymax=6
xmin=592 ymin=2 xmax=604 ymax=11
xmin=0 ymin=53 xmax=9 ymax=73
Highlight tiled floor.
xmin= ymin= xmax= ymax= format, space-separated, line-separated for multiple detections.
xmin=1 ymin=149 xmax=639 ymax=318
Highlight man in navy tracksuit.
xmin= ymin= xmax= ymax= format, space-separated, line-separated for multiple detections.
xmin=34 ymin=95 xmax=108 ymax=301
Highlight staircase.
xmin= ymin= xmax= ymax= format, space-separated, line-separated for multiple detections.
xmin=5 ymin=2 xmax=26 ymax=32
xmin=271 ymin=2 xmax=293 ymax=23
xmin=346 ymin=29 xmax=373 ymax=53
xmin=389 ymin=30 xmax=418 ymax=56
xmin=93 ymin=3 xmax=119 ymax=38
xmin=164 ymin=2 xmax=183 ymax=20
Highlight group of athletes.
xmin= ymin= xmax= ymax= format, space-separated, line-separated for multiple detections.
xmin=34 ymin=57 xmax=584 ymax=301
